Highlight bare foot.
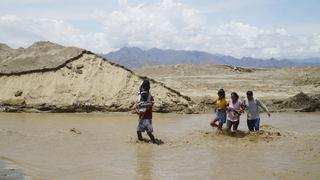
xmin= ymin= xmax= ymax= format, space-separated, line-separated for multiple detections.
xmin=210 ymin=123 xmax=218 ymax=128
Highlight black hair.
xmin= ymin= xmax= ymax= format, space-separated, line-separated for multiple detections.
xmin=246 ymin=91 xmax=253 ymax=96
xmin=231 ymin=92 xmax=239 ymax=100
xmin=140 ymin=79 xmax=150 ymax=93
xmin=217 ymin=88 xmax=225 ymax=98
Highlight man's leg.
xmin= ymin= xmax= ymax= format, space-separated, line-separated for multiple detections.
xmin=233 ymin=120 xmax=239 ymax=131
xmin=247 ymin=119 xmax=255 ymax=131
xmin=137 ymin=131 xmax=143 ymax=141
xmin=147 ymin=132 xmax=156 ymax=143
xmin=210 ymin=117 xmax=218 ymax=127
xmin=218 ymin=121 xmax=223 ymax=130
xmin=254 ymin=118 xmax=260 ymax=131
xmin=226 ymin=120 xmax=232 ymax=131
xmin=217 ymin=112 xmax=226 ymax=130
xmin=146 ymin=119 xmax=156 ymax=143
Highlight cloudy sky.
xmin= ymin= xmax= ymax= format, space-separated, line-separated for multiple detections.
xmin=1 ymin=0 xmax=320 ymax=59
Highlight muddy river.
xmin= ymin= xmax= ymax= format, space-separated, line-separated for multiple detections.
xmin=0 ymin=112 xmax=319 ymax=179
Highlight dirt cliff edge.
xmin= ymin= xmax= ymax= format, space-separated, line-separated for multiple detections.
xmin=0 ymin=41 xmax=195 ymax=113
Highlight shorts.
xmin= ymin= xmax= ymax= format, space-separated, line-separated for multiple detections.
xmin=226 ymin=120 xmax=239 ymax=131
xmin=137 ymin=119 xmax=153 ymax=133
xmin=247 ymin=118 xmax=260 ymax=131
xmin=215 ymin=111 xmax=227 ymax=124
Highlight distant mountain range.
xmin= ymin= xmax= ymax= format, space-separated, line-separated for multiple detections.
xmin=101 ymin=47 xmax=320 ymax=69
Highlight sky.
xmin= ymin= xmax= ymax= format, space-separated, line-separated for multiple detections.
xmin=0 ymin=0 xmax=320 ymax=59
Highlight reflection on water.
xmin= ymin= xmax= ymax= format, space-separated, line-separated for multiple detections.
xmin=0 ymin=112 xmax=319 ymax=179
xmin=136 ymin=145 xmax=153 ymax=180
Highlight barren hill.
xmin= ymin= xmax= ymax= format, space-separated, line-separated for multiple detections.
xmin=0 ymin=42 xmax=194 ymax=113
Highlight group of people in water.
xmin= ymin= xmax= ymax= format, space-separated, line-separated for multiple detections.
xmin=133 ymin=80 xmax=271 ymax=144
xmin=209 ymin=88 xmax=270 ymax=132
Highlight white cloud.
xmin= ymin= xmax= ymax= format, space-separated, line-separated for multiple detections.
xmin=0 ymin=0 xmax=319 ymax=59
xmin=0 ymin=15 xmax=81 ymax=47
xmin=0 ymin=14 xmax=114 ymax=52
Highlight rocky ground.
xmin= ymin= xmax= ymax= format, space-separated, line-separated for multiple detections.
xmin=136 ymin=64 xmax=320 ymax=112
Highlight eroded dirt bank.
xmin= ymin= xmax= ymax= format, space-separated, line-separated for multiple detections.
xmin=0 ymin=42 xmax=194 ymax=113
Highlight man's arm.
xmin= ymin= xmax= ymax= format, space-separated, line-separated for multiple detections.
xmin=257 ymin=99 xmax=271 ymax=117
xmin=142 ymin=101 xmax=154 ymax=107
xmin=239 ymin=101 xmax=245 ymax=113
xmin=240 ymin=100 xmax=247 ymax=110
xmin=212 ymin=98 xmax=217 ymax=105
xmin=212 ymin=98 xmax=217 ymax=110
xmin=146 ymin=96 xmax=155 ymax=108
xmin=132 ymin=103 xmax=139 ymax=114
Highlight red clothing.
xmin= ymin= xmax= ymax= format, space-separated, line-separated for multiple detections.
xmin=142 ymin=96 xmax=154 ymax=119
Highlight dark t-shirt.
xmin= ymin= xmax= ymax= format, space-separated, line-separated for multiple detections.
xmin=141 ymin=95 xmax=154 ymax=119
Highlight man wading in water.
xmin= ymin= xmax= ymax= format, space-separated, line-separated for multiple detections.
xmin=133 ymin=80 xmax=157 ymax=144
xmin=243 ymin=90 xmax=271 ymax=132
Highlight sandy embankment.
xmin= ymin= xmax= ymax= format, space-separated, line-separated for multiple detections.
xmin=0 ymin=42 xmax=194 ymax=113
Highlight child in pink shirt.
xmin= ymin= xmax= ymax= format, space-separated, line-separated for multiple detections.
xmin=226 ymin=92 xmax=243 ymax=132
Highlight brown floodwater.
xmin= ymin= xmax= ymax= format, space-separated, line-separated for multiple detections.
xmin=0 ymin=112 xmax=319 ymax=180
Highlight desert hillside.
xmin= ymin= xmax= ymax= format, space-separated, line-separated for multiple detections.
xmin=0 ymin=42 xmax=194 ymax=113
xmin=136 ymin=64 xmax=320 ymax=112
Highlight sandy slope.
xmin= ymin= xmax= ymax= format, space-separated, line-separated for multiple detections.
xmin=0 ymin=41 xmax=83 ymax=75
xmin=0 ymin=42 xmax=193 ymax=113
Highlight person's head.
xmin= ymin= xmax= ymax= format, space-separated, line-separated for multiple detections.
xmin=217 ymin=89 xmax=225 ymax=99
xmin=140 ymin=79 xmax=150 ymax=93
xmin=140 ymin=88 xmax=149 ymax=101
xmin=231 ymin=92 xmax=239 ymax=102
xmin=246 ymin=91 xmax=253 ymax=100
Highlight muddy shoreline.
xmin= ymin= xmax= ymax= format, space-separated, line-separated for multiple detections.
xmin=1 ymin=92 xmax=318 ymax=113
